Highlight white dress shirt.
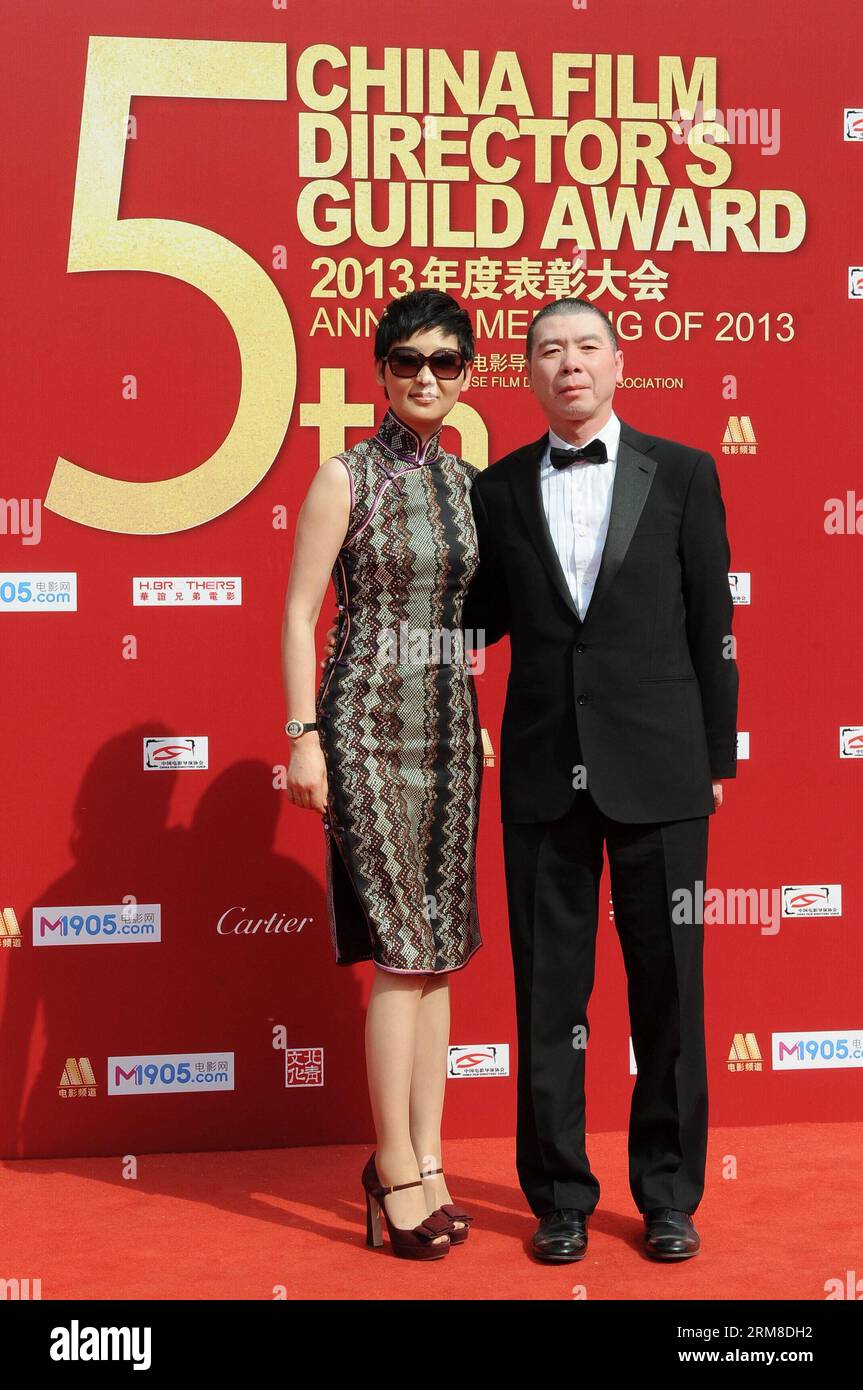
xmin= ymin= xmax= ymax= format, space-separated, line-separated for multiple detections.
xmin=539 ymin=411 xmax=621 ymax=620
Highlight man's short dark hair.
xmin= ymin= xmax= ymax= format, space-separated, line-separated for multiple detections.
xmin=374 ymin=289 xmax=475 ymax=366
xmin=526 ymin=297 xmax=619 ymax=359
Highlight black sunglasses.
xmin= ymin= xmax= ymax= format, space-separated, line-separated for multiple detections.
xmin=385 ymin=348 xmax=466 ymax=380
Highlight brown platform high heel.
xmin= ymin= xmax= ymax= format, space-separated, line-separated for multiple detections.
xmin=420 ymin=1165 xmax=475 ymax=1245
xmin=361 ymin=1153 xmax=454 ymax=1260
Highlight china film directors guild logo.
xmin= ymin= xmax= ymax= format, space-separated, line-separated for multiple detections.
xmin=781 ymin=885 xmax=842 ymax=917
xmin=843 ymin=109 xmax=863 ymax=140
xmin=840 ymin=727 xmax=863 ymax=757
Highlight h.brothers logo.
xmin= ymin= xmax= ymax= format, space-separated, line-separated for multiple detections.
xmin=133 ymin=578 xmax=241 ymax=605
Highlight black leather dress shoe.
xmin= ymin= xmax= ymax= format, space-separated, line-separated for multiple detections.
xmin=643 ymin=1208 xmax=701 ymax=1260
xmin=531 ymin=1208 xmax=589 ymax=1262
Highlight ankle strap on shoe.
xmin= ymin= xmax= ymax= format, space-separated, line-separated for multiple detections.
xmin=379 ymin=1176 xmax=423 ymax=1195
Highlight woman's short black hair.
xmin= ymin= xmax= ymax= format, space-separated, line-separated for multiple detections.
xmin=374 ymin=289 xmax=475 ymax=366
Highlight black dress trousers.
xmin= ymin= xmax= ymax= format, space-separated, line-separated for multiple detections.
xmin=502 ymin=770 xmax=710 ymax=1218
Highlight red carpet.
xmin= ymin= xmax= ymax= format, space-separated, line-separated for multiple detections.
xmin=3 ymin=1123 xmax=860 ymax=1300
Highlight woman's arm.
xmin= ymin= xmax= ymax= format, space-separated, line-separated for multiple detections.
xmin=280 ymin=457 xmax=352 ymax=812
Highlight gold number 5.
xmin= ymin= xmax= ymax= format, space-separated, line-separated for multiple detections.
xmin=45 ymin=36 xmax=294 ymax=534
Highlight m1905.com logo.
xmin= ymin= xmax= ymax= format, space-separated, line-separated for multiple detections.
xmin=849 ymin=268 xmax=863 ymax=299
xmin=33 ymin=903 xmax=161 ymax=946
xmin=447 ymin=1044 xmax=509 ymax=1078
xmin=108 ymin=1052 xmax=235 ymax=1094
xmin=781 ymin=885 xmax=842 ymax=917
xmin=773 ymin=1030 xmax=863 ymax=1070
xmin=0 ymin=572 xmax=77 ymax=610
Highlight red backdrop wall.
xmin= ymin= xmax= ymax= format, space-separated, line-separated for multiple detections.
xmin=2 ymin=0 xmax=862 ymax=1158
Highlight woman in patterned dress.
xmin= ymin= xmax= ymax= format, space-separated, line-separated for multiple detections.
xmin=280 ymin=290 xmax=490 ymax=1257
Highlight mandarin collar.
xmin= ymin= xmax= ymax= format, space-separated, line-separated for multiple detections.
xmin=375 ymin=407 xmax=443 ymax=465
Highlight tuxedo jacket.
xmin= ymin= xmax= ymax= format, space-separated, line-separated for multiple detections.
xmin=462 ymin=417 xmax=739 ymax=824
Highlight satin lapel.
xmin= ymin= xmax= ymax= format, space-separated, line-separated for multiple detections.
xmin=507 ymin=421 xmax=657 ymax=629
xmin=509 ymin=432 xmax=581 ymax=622
xmin=580 ymin=432 xmax=657 ymax=632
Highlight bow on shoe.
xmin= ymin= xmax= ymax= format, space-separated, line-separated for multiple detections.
xmin=416 ymin=1209 xmax=458 ymax=1240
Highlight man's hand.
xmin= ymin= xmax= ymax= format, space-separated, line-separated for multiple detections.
xmin=321 ymin=612 xmax=338 ymax=667
xmin=321 ymin=606 xmax=725 ymax=813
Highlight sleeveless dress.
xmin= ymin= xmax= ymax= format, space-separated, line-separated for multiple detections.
xmin=315 ymin=406 xmax=484 ymax=974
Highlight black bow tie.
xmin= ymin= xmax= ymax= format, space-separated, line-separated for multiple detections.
xmin=550 ymin=439 xmax=608 ymax=468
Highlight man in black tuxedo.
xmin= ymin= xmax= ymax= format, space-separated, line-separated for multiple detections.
xmin=463 ymin=297 xmax=738 ymax=1263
